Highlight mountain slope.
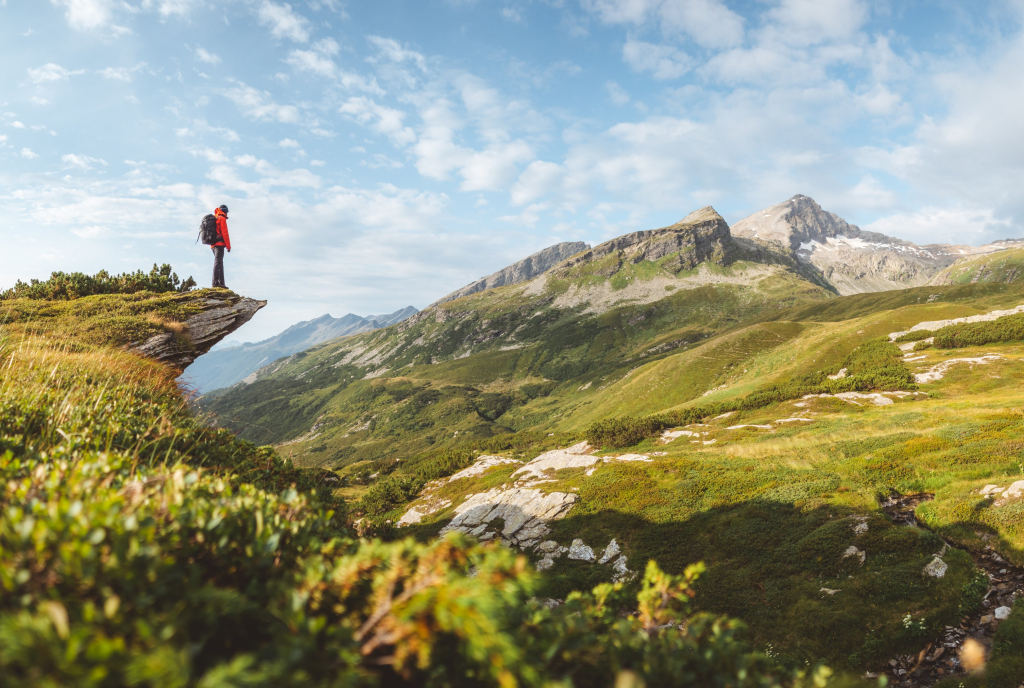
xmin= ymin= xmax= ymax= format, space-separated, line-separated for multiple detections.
xmin=431 ymin=241 xmax=589 ymax=306
xmin=928 ymin=246 xmax=1024 ymax=285
xmin=732 ymin=195 xmax=1022 ymax=294
xmin=182 ymin=306 xmax=417 ymax=393
xmin=201 ymin=205 xmax=832 ymax=454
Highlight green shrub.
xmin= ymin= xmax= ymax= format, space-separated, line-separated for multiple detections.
xmin=933 ymin=312 xmax=1024 ymax=348
xmin=1 ymin=263 xmax=196 ymax=301
xmin=988 ymin=599 xmax=1024 ymax=688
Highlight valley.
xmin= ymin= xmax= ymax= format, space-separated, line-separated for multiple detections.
xmin=194 ymin=196 xmax=1024 ymax=683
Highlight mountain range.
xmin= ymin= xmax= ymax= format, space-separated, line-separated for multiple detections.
xmin=189 ymin=193 xmax=1024 ymax=679
xmin=181 ymin=306 xmax=417 ymax=393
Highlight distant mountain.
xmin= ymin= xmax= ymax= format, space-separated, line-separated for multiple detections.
xmin=731 ymin=195 xmax=1023 ymax=294
xmin=431 ymin=241 xmax=589 ymax=306
xmin=181 ymin=306 xmax=417 ymax=394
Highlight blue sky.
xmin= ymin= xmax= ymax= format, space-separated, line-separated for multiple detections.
xmin=3 ymin=0 xmax=1024 ymax=340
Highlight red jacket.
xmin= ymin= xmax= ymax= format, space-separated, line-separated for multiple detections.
xmin=213 ymin=209 xmax=231 ymax=250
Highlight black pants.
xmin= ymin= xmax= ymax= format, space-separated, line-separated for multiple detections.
xmin=211 ymin=246 xmax=226 ymax=288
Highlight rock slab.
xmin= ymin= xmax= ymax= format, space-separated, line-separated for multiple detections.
xmin=132 ymin=293 xmax=266 ymax=370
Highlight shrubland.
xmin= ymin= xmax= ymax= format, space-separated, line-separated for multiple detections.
xmin=0 ymin=282 xmax=838 ymax=687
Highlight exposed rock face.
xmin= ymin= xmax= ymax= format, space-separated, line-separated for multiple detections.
xmin=732 ymin=195 xmax=1021 ymax=295
xmin=439 ymin=487 xmax=577 ymax=548
xmin=551 ymin=206 xmax=732 ymax=277
xmin=131 ymin=293 xmax=266 ymax=370
xmin=432 ymin=241 xmax=590 ymax=306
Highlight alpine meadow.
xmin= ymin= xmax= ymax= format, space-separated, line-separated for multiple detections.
xmin=4 ymin=2 xmax=1024 ymax=687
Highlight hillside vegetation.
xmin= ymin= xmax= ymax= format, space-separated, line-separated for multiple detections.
xmin=203 ymin=264 xmax=1024 ymax=682
xmin=0 ymin=278 xmax=836 ymax=687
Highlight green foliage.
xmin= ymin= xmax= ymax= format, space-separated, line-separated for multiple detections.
xmin=894 ymin=330 xmax=934 ymax=343
xmin=587 ymin=339 xmax=915 ymax=448
xmin=0 ymin=287 xmax=819 ymax=687
xmin=987 ymin=600 xmax=1024 ymax=688
xmin=933 ymin=312 xmax=1024 ymax=348
xmin=1 ymin=264 xmax=196 ymax=301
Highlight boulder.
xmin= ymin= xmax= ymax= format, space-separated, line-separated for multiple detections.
xmin=568 ymin=539 xmax=596 ymax=562
xmin=923 ymin=557 xmax=948 ymax=578
xmin=598 ymin=539 xmax=621 ymax=564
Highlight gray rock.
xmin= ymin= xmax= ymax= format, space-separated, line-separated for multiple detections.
xmin=567 ymin=538 xmax=595 ymax=561
xmin=731 ymin=194 xmax=1023 ymax=295
xmin=131 ymin=293 xmax=266 ymax=370
xmin=611 ymin=555 xmax=636 ymax=582
xmin=598 ymin=539 xmax=621 ymax=564
xmin=432 ymin=242 xmax=590 ymax=306
xmin=842 ymin=545 xmax=866 ymax=565
xmin=995 ymin=606 xmax=1012 ymax=620
xmin=923 ymin=557 xmax=948 ymax=578
xmin=550 ymin=207 xmax=732 ymax=277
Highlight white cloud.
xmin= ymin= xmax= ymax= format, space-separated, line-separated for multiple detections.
xmin=286 ymin=48 xmax=336 ymax=77
xmin=606 ymin=81 xmax=631 ymax=105
xmin=71 ymin=225 xmax=111 ymax=239
xmin=339 ymin=97 xmax=416 ymax=146
xmin=62 ymin=153 xmax=108 ymax=170
xmin=279 ymin=138 xmax=302 ymax=149
xmin=310 ymin=159 xmax=326 ymax=167
xmin=367 ymin=35 xmax=428 ymax=72
xmin=31 ymin=97 xmax=50 ymax=105
xmin=864 ymin=207 xmax=1012 ymax=245
xmin=12 ymin=121 xmax=26 ymax=129
xmin=221 ymin=83 xmax=300 ymax=123
xmin=257 ymin=0 xmax=310 ymax=42
xmin=511 ymin=160 xmax=563 ymax=205
xmin=97 ymin=66 xmax=134 ymax=81
xmin=195 ymin=47 xmax=221 ymax=64
xmin=143 ymin=0 xmax=199 ymax=17
xmin=0 ymin=135 xmax=7 ymax=145
xmin=501 ymin=7 xmax=523 ymax=23
xmin=50 ymin=0 xmax=114 ymax=30
xmin=27 ymin=63 xmax=86 ymax=83
xmin=623 ymin=39 xmax=692 ymax=80
xmin=20 ymin=148 xmax=39 ymax=159
xmin=581 ymin=0 xmax=744 ymax=48
xmin=766 ymin=0 xmax=869 ymax=46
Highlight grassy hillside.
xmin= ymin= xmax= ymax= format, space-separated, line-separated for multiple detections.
xmin=382 ymin=283 xmax=1024 ymax=679
xmin=202 ymin=235 xmax=832 ymax=469
xmin=1 ymin=278 xmax=818 ymax=687
xmin=929 ymin=247 xmax=1024 ymax=286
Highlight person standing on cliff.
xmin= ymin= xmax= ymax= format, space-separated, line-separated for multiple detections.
xmin=211 ymin=204 xmax=231 ymax=288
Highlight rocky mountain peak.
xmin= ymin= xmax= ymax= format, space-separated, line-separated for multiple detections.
xmin=554 ymin=206 xmax=732 ymax=275
xmin=731 ymin=194 xmax=862 ymax=252
xmin=432 ymin=241 xmax=590 ymax=306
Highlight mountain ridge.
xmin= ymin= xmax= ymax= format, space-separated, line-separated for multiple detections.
xmin=181 ymin=306 xmax=418 ymax=393
xmin=732 ymin=194 xmax=1024 ymax=294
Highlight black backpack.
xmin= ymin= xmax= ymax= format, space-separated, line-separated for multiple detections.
xmin=197 ymin=214 xmax=219 ymax=245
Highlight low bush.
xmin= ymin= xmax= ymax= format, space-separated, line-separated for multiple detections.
xmin=0 ymin=287 xmax=826 ymax=687
xmin=933 ymin=312 xmax=1024 ymax=348
xmin=1 ymin=263 xmax=196 ymax=301
xmin=894 ymin=329 xmax=934 ymax=343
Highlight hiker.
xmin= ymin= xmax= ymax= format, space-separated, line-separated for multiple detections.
xmin=198 ymin=205 xmax=232 ymax=288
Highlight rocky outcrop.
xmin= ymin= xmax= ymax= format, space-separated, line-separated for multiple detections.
xmin=132 ymin=292 xmax=266 ymax=370
xmin=551 ymin=206 xmax=732 ymax=276
xmin=431 ymin=241 xmax=590 ymax=306
xmin=732 ymin=195 xmax=1022 ymax=295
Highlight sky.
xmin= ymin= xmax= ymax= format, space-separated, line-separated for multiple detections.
xmin=3 ymin=0 xmax=1024 ymax=341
